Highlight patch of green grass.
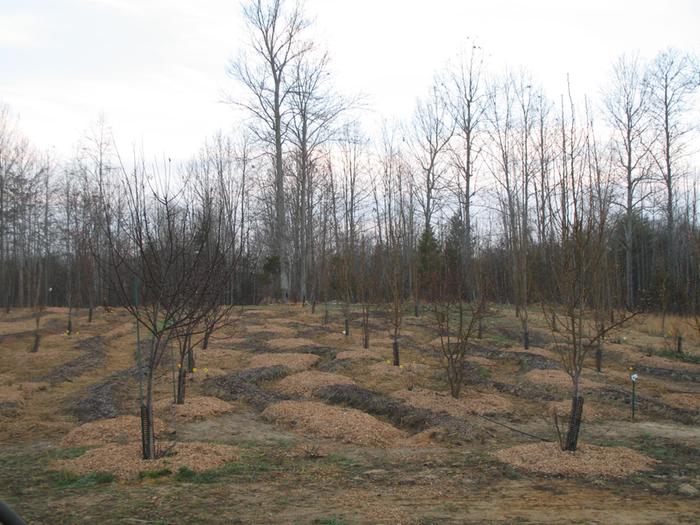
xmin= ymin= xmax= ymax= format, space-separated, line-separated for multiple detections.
xmin=138 ymin=468 xmax=172 ymax=480
xmin=48 ymin=447 xmax=90 ymax=460
xmin=173 ymin=455 xmax=273 ymax=483
xmin=324 ymin=453 xmax=363 ymax=475
xmin=50 ymin=470 xmax=115 ymax=488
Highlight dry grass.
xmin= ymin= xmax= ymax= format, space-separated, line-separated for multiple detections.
xmin=394 ymin=387 xmax=513 ymax=417
xmin=153 ymin=396 xmax=234 ymax=421
xmin=261 ymin=400 xmax=405 ymax=446
xmin=273 ymin=371 xmax=355 ymax=397
xmin=493 ymin=442 xmax=658 ymax=477
xmin=266 ymin=337 xmax=318 ymax=350
xmin=247 ymin=352 xmax=320 ymax=371
xmin=51 ymin=441 xmax=240 ymax=480
xmin=60 ymin=415 xmax=168 ymax=447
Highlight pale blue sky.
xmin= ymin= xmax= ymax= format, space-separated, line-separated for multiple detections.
xmin=1 ymin=0 xmax=699 ymax=159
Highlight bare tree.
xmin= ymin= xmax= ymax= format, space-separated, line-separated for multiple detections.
xmin=646 ymin=48 xmax=700 ymax=314
xmin=230 ymin=0 xmax=311 ymax=301
xmin=603 ymin=54 xmax=650 ymax=308
xmin=446 ymin=44 xmax=485 ymax=294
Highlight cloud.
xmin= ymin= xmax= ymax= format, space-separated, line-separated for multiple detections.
xmin=0 ymin=12 xmax=43 ymax=48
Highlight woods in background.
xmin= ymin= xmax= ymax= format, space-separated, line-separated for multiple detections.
xmin=1 ymin=0 xmax=699 ymax=323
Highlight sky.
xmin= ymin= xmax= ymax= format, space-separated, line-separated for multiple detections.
xmin=1 ymin=0 xmax=699 ymax=161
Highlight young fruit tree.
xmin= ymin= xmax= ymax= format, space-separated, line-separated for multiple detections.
xmin=98 ymin=157 xmax=233 ymax=459
xmin=544 ymin=95 xmax=635 ymax=451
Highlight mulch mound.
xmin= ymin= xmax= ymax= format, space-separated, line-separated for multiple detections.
xmin=61 ymin=415 xmax=168 ymax=447
xmin=661 ymin=393 xmax=700 ymax=411
xmin=267 ymin=337 xmax=318 ymax=350
xmin=493 ymin=442 xmax=658 ymax=477
xmin=273 ymin=370 xmax=355 ymax=397
xmin=153 ymin=396 xmax=234 ymax=421
xmin=246 ymin=325 xmax=296 ymax=336
xmin=394 ymin=387 xmax=512 ymax=417
xmin=261 ymin=400 xmax=405 ymax=446
xmin=548 ymin=400 xmax=606 ymax=421
xmin=524 ymin=369 xmax=601 ymax=389
xmin=0 ymin=385 xmax=25 ymax=406
xmin=71 ymin=366 xmax=137 ymax=423
xmin=335 ymin=349 xmax=383 ymax=361
xmin=202 ymin=366 xmax=290 ymax=411
xmin=248 ymin=352 xmax=320 ymax=371
xmin=52 ymin=441 xmax=240 ymax=480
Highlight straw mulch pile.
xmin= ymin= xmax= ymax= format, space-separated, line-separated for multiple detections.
xmin=273 ymin=371 xmax=355 ymax=397
xmin=524 ymin=369 xmax=601 ymax=389
xmin=153 ymin=396 xmax=234 ymax=421
xmin=61 ymin=415 xmax=168 ymax=447
xmin=267 ymin=337 xmax=318 ymax=350
xmin=52 ymin=441 xmax=240 ymax=480
xmin=248 ymin=352 xmax=320 ymax=371
xmin=261 ymin=400 xmax=405 ymax=446
xmin=394 ymin=387 xmax=512 ymax=417
xmin=493 ymin=442 xmax=658 ymax=477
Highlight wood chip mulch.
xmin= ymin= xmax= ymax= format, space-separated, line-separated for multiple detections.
xmin=493 ymin=442 xmax=658 ymax=477
xmin=273 ymin=371 xmax=355 ymax=397
xmin=60 ymin=415 xmax=168 ymax=447
xmin=335 ymin=349 xmax=383 ymax=361
xmin=261 ymin=400 xmax=405 ymax=446
xmin=153 ymin=396 xmax=234 ymax=421
xmin=0 ymin=385 xmax=24 ymax=406
xmin=267 ymin=337 xmax=318 ymax=350
xmin=524 ymin=369 xmax=601 ymax=389
xmin=51 ymin=441 xmax=240 ymax=480
xmin=548 ymin=400 xmax=606 ymax=421
xmin=246 ymin=324 xmax=296 ymax=336
xmin=394 ymin=387 xmax=513 ymax=417
xmin=248 ymin=352 xmax=320 ymax=371
xmin=662 ymin=393 xmax=700 ymax=411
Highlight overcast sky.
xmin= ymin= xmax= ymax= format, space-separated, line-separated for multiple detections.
xmin=1 ymin=0 xmax=699 ymax=160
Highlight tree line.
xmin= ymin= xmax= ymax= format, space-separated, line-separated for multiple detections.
xmin=1 ymin=0 xmax=699 ymax=324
